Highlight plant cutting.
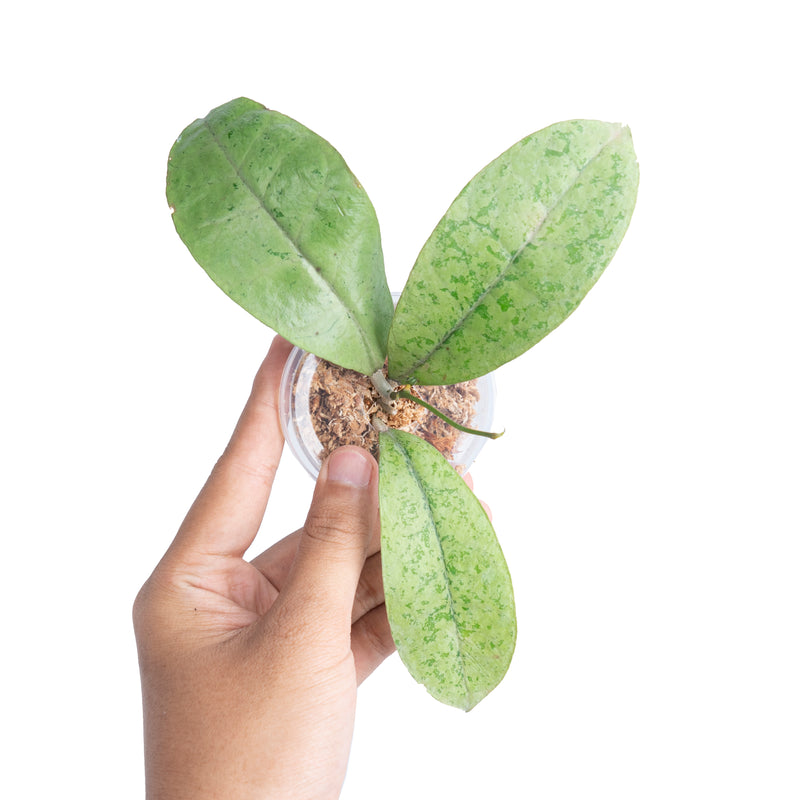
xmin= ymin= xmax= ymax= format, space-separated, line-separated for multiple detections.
xmin=166 ymin=97 xmax=639 ymax=710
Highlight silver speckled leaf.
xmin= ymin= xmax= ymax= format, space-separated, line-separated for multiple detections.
xmin=379 ymin=429 xmax=516 ymax=710
xmin=387 ymin=120 xmax=639 ymax=384
xmin=167 ymin=97 xmax=393 ymax=375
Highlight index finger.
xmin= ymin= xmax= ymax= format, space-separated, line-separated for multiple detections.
xmin=169 ymin=335 xmax=293 ymax=560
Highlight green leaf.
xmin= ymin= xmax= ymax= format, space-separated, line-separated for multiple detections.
xmin=387 ymin=120 xmax=639 ymax=384
xmin=378 ymin=429 xmax=516 ymax=710
xmin=167 ymin=97 xmax=393 ymax=375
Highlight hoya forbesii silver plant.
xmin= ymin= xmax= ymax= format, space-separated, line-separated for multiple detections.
xmin=167 ymin=97 xmax=639 ymax=711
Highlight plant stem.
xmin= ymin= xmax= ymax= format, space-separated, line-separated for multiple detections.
xmin=371 ymin=416 xmax=390 ymax=433
xmin=370 ymin=370 xmax=398 ymax=415
xmin=391 ymin=388 xmax=504 ymax=440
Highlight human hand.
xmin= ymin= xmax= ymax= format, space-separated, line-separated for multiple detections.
xmin=133 ymin=336 xmax=396 ymax=800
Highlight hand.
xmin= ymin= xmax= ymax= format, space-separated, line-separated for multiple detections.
xmin=133 ymin=336 xmax=396 ymax=800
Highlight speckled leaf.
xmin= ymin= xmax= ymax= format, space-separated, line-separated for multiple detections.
xmin=379 ymin=429 xmax=516 ymax=710
xmin=167 ymin=97 xmax=393 ymax=375
xmin=387 ymin=120 xmax=639 ymax=384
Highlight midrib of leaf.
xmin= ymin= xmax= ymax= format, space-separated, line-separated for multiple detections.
xmin=396 ymin=125 xmax=624 ymax=380
xmin=384 ymin=430 xmax=473 ymax=707
xmin=202 ymin=119 xmax=378 ymax=366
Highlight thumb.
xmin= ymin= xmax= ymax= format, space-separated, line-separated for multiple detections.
xmin=277 ymin=447 xmax=380 ymax=632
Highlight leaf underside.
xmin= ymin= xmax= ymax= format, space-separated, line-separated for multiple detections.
xmin=387 ymin=119 xmax=639 ymax=385
xmin=167 ymin=97 xmax=393 ymax=375
xmin=379 ymin=429 xmax=516 ymax=710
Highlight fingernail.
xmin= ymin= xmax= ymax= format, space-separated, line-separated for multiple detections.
xmin=327 ymin=448 xmax=373 ymax=487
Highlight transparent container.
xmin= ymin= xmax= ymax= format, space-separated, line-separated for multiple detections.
xmin=279 ymin=346 xmax=496 ymax=480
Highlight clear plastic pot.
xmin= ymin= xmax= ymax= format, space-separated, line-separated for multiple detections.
xmin=279 ymin=346 xmax=496 ymax=480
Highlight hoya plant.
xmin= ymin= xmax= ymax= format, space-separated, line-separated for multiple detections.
xmin=167 ymin=97 xmax=638 ymax=710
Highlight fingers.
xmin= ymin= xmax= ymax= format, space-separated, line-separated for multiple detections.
xmin=352 ymin=604 xmax=396 ymax=684
xmin=350 ymin=552 xmax=384 ymax=623
xmin=249 ymin=529 xmax=304 ymax=590
xmin=251 ymin=537 xmax=384 ymax=625
xmin=169 ymin=336 xmax=293 ymax=561
xmin=271 ymin=447 xmax=380 ymax=634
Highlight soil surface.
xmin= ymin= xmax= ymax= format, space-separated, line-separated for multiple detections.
xmin=304 ymin=357 xmax=480 ymax=467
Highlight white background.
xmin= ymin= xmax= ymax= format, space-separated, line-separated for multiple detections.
xmin=2 ymin=1 xmax=797 ymax=797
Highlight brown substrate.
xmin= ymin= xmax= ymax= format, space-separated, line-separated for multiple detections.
xmin=306 ymin=357 xmax=480 ymax=465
